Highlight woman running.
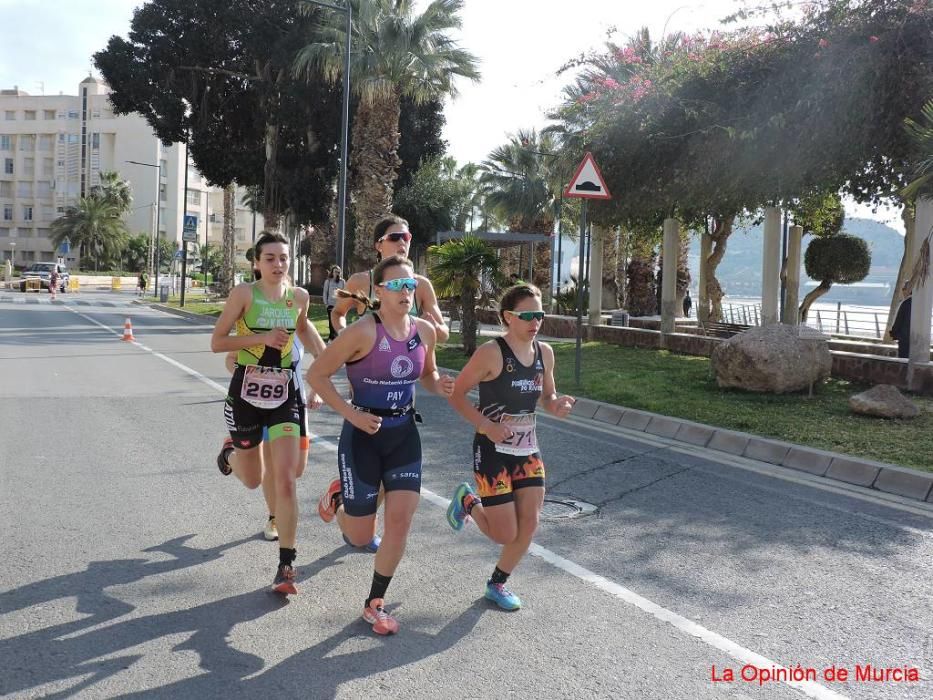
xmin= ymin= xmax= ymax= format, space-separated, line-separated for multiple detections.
xmin=330 ymin=214 xmax=448 ymax=342
xmin=445 ymin=284 xmax=575 ymax=610
xmin=308 ymin=254 xmax=454 ymax=635
xmin=210 ymin=232 xmax=325 ymax=595
xmin=327 ymin=214 xmax=449 ymax=552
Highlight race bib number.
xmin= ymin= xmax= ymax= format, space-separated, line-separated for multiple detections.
xmin=241 ymin=366 xmax=292 ymax=409
xmin=495 ymin=413 xmax=538 ymax=456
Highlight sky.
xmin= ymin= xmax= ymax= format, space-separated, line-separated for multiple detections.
xmin=0 ymin=0 xmax=906 ymax=233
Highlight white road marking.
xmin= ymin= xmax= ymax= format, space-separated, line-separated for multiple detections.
xmin=62 ymin=306 xmax=850 ymax=700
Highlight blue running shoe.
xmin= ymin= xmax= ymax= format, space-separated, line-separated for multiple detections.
xmin=485 ymin=581 xmax=522 ymax=611
xmin=342 ymin=533 xmax=381 ymax=553
xmin=446 ymin=482 xmax=475 ymax=531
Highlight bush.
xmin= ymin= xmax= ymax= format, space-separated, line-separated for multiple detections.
xmin=804 ymin=234 xmax=871 ymax=284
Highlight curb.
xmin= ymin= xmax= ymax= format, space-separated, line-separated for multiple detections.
xmin=571 ymin=396 xmax=933 ymax=504
xmin=140 ymin=302 xmax=216 ymax=323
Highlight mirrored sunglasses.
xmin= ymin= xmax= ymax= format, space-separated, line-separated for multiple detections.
xmin=380 ymin=231 xmax=412 ymax=243
xmin=379 ymin=277 xmax=419 ymax=292
xmin=506 ymin=310 xmax=545 ymax=322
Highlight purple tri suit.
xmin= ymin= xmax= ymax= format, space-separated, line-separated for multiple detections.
xmin=338 ymin=314 xmax=426 ymax=516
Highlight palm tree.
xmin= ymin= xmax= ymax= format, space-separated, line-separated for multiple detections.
xmin=429 ymin=235 xmax=503 ymax=355
xmin=50 ymin=196 xmax=128 ymax=271
xmin=479 ymin=130 xmax=559 ymax=291
xmin=92 ymin=170 xmax=133 ymax=215
xmin=219 ymin=184 xmax=237 ymax=296
xmin=294 ymin=0 xmax=480 ymax=271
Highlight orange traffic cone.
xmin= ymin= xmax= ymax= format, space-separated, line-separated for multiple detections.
xmin=121 ymin=318 xmax=135 ymax=342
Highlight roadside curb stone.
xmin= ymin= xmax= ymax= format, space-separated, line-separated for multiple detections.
xmin=781 ymin=448 xmax=833 ymax=476
xmin=825 ymin=458 xmax=880 ymax=488
xmin=561 ymin=395 xmax=933 ymax=505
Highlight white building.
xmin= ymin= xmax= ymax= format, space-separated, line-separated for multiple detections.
xmin=0 ymin=76 xmax=212 ymax=267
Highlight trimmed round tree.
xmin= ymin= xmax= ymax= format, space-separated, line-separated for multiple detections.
xmin=799 ymin=234 xmax=871 ymax=322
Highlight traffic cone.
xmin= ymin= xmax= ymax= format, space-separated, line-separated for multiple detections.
xmin=121 ymin=318 xmax=135 ymax=342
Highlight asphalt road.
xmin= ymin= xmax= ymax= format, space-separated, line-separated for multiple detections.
xmin=1 ymin=289 xmax=931 ymax=699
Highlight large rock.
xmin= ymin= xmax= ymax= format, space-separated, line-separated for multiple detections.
xmin=711 ymin=323 xmax=832 ymax=393
xmin=849 ymin=384 xmax=920 ymax=419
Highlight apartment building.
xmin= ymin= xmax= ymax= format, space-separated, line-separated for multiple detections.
xmin=0 ymin=76 xmax=211 ymax=267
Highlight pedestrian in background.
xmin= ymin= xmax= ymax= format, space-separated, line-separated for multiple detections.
xmin=322 ymin=265 xmax=345 ymax=341
xmin=683 ymin=290 xmax=692 ymax=318
xmin=49 ymin=267 xmax=60 ymax=300
xmin=889 ymin=281 xmax=913 ymax=359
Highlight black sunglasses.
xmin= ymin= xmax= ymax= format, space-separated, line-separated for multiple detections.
xmin=505 ymin=310 xmax=545 ymax=322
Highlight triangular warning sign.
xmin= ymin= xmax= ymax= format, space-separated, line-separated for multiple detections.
xmin=564 ymin=152 xmax=612 ymax=200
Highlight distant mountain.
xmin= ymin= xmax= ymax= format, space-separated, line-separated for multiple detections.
xmin=687 ymin=217 xmax=905 ymax=306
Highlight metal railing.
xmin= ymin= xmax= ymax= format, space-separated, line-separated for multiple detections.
xmin=720 ymin=300 xmax=933 ymax=342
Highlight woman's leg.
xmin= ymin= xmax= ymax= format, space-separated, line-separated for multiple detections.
xmin=268 ymin=435 xmax=300 ymax=550
xmin=493 ymin=486 xmax=544 ymax=574
xmin=372 ymin=490 xmax=419 ymax=576
xmin=227 ymin=446 xmax=263 ymax=490
xmin=260 ymin=440 xmax=275 ymax=515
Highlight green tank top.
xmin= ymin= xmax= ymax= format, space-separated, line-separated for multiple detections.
xmin=236 ymin=284 xmax=299 ymax=368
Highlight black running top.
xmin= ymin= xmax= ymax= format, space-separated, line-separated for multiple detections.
xmin=476 ymin=337 xmax=544 ymax=422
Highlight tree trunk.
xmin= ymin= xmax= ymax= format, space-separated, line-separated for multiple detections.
xmin=705 ymin=216 xmax=733 ymax=322
xmin=600 ymin=228 xmax=619 ymax=308
xmin=460 ymin=284 xmax=478 ymax=356
xmin=219 ymin=184 xmax=237 ymax=296
xmin=263 ymin=122 xmax=280 ymax=232
xmin=350 ymin=92 xmax=402 ymax=271
xmin=885 ymin=204 xmax=915 ymax=341
xmin=615 ymin=228 xmax=629 ymax=309
xmin=675 ymin=230 xmax=691 ymax=317
xmin=799 ymin=279 xmax=832 ymax=322
xmin=626 ymin=248 xmax=657 ymax=317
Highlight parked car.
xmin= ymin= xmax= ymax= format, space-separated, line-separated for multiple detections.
xmin=21 ymin=262 xmax=69 ymax=292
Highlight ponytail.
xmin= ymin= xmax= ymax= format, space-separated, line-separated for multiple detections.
xmin=337 ymin=287 xmax=381 ymax=311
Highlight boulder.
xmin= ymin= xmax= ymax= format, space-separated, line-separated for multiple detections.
xmin=849 ymin=384 xmax=919 ymax=419
xmin=711 ymin=323 xmax=831 ymax=393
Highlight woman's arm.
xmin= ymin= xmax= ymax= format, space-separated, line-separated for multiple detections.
xmin=415 ymin=275 xmax=450 ymax=343
xmin=330 ymin=272 xmax=368 ymax=335
xmin=415 ymin=319 xmax=454 ymax=397
xmin=306 ymin=319 xmax=382 ymax=433
xmin=294 ymin=287 xmax=326 ymax=358
xmin=447 ymin=342 xmax=511 ymax=443
xmin=538 ymin=342 xmax=575 ymax=418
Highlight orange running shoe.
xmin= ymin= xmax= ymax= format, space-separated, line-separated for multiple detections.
xmin=362 ymin=598 xmax=399 ymax=635
xmin=272 ymin=564 xmax=298 ymax=595
xmin=318 ymin=478 xmax=342 ymax=523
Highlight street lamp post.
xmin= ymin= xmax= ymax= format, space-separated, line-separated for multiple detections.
xmin=126 ymin=159 xmax=163 ymax=296
xmin=304 ymin=0 xmax=351 ymax=271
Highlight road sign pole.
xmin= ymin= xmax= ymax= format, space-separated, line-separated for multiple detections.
xmin=180 ymin=242 xmax=188 ymax=307
xmin=575 ymin=199 xmax=588 ymax=387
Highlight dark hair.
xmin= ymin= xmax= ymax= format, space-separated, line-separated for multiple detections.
xmin=372 ymin=215 xmax=409 ymax=244
xmin=252 ymin=232 xmax=289 ymax=283
xmin=336 ymin=254 xmax=414 ymax=311
xmin=499 ymin=283 xmax=542 ymax=324
xmin=330 ymin=265 xmax=342 ymax=278
xmin=254 ymin=232 xmax=289 ymax=257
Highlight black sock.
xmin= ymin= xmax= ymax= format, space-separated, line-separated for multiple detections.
xmin=279 ymin=547 xmax=296 ymax=568
xmin=331 ymin=491 xmax=342 ymax=510
xmin=365 ymin=571 xmax=393 ymax=607
xmin=221 ymin=445 xmax=234 ymax=466
xmin=489 ymin=567 xmax=510 ymax=586
xmin=268 ymin=514 xmax=275 ymax=521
